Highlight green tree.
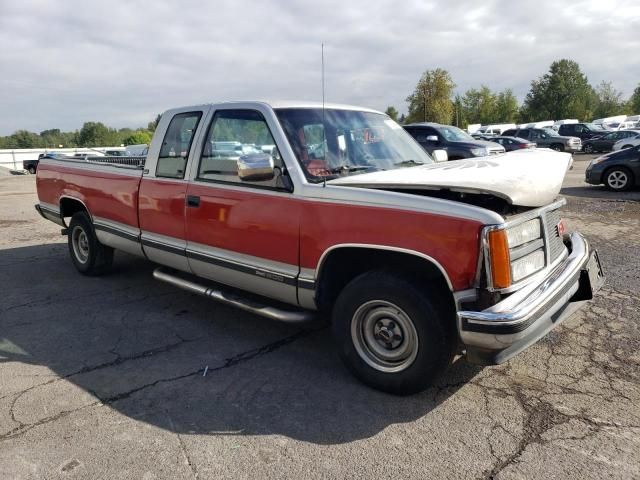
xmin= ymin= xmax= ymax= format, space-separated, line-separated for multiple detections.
xmin=123 ymin=130 xmax=152 ymax=145
xmin=628 ymin=84 xmax=640 ymax=113
xmin=9 ymin=130 xmax=40 ymax=148
xmin=77 ymin=122 xmax=117 ymax=146
xmin=461 ymin=86 xmax=497 ymax=124
xmin=520 ymin=59 xmax=596 ymax=122
xmin=593 ymin=81 xmax=625 ymax=118
xmin=384 ymin=106 xmax=399 ymax=121
xmin=495 ymin=89 xmax=519 ymax=123
xmin=405 ymin=68 xmax=456 ymax=124
xmin=148 ymin=114 xmax=161 ymax=132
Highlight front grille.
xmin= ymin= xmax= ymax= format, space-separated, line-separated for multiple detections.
xmin=543 ymin=209 xmax=566 ymax=263
xmin=488 ymin=148 xmax=505 ymax=155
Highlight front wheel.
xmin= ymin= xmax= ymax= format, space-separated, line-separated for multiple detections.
xmin=604 ymin=167 xmax=633 ymax=191
xmin=551 ymin=144 xmax=564 ymax=152
xmin=68 ymin=211 xmax=114 ymax=275
xmin=332 ymin=271 xmax=455 ymax=395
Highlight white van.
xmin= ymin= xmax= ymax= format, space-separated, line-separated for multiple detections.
xmin=552 ymin=119 xmax=578 ymax=131
xmin=476 ymin=123 xmax=516 ymax=136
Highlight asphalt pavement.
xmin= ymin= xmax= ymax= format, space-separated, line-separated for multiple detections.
xmin=0 ymin=157 xmax=639 ymax=479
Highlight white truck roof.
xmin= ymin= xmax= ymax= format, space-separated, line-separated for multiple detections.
xmin=163 ymin=101 xmax=384 ymax=116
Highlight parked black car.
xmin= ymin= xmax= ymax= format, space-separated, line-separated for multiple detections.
xmin=22 ymin=153 xmax=47 ymax=174
xmin=585 ymin=144 xmax=640 ymax=191
xmin=558 ymin=123 xmax=607 ymax=140
xmin=582 ymin=129 xmax=640 ymax=154
xmin=404 ymin=123 xmax=505 ymax=160
xmin=488 ymin=136 xmax=536 ymax=152
xmin=502 ymin=128 xmax=581 ymax=152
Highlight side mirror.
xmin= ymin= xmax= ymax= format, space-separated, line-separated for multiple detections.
xmin=238 ymin=153 xmax=275 ymax=181
xmin=432 ymin=149 xmax=448 ymax=162
xmin=426 ymin=135 xmax=439 ymax=142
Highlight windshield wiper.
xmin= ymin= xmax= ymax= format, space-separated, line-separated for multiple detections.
xmin=328 ymin=165 xmax=374 ymax=174
xmin=394 ymin=159 xmax=424 ymax=166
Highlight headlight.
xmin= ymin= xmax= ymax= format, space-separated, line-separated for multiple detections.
xmin=470 ymin=148 xmax=488 ymax=157
xmin=506 ymin=219 xmax=541 ymax=247
xmin=511 ymin=250 xmax=545 ymax=282
xmin=591 ymin=155 xmax=607 ymax=165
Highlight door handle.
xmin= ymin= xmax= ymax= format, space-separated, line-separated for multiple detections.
xmin=186 ymin=195 xmax=200 ymax=207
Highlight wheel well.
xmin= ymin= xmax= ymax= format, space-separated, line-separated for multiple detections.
xmin=59 ymin=197 xmax=89 ymax=225
xmin=315 ymin=247 xmax=455 ymax=314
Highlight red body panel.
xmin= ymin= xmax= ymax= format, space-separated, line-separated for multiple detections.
xmin=185 ymin=184 xmax=301 ymax=266
xmin=36 ymin=162 xmax=141 ymax=227
xmin=299 ymin=201 xmax=482 ymax=290
xmin=183 ymin=184 xmax=481 ymax=290
xmin=139 ymin=179 xmax=187 ymax=240
xmin=37 ymin=161 xmax=482 ymax=291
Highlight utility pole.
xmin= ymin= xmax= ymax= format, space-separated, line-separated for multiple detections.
xmin=423 ymin=83 xmax=427 ymax=122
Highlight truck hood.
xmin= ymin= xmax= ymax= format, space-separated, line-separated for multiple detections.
xmin=327 ymin=149 xmax=571 ymax=207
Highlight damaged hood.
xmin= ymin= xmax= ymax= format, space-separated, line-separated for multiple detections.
xmin=327 ymin=149 xmax=571 ymax=207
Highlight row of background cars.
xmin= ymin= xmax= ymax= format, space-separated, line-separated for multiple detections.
xmin=406 ymin=116 xmax=640 ymax=192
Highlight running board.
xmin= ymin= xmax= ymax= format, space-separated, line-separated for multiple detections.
xmin=153 ymin=267 xmax=315 ymax=323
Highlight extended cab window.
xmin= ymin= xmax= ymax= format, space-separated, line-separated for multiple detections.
xmin=156 ymin=112 xmax=202 ymax=179
xmin=197 ymin=109 xmax=283 ymax=188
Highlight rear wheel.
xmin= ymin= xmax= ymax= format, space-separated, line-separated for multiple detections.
xmin=332 ymin=271 xmax=455 ymax=395
xmin=604 ymin=167 xmax=633 ymax=191
xmin=68 ymin=211 xmax=114 ymax=275
xmin=583 ymin=143 xmax=594 ymax=154
xmin=28 ymin=166 xmax=36 ymax=174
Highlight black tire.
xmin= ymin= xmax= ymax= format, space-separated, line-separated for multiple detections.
xmin=551 ymin=143 xmax=564 ymax=152
xmin=604 ymin=167 xmax=633 ymax=192
xmin=67 ymin=211 xmax=114 ymax=275
xmin=582 ymin=143 xmax=593 ymax=154
xmin=28 ymin=166 xmax=36 ymax=174
xmin=332 ymin=271 xmax=455 ymax=395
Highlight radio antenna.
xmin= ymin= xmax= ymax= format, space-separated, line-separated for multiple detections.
xmin=322 ymin=43 xmax=326 ymax=107
xmin=321 ymin=42 xmax=327 ymax=187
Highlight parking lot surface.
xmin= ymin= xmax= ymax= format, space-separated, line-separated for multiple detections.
xmin=1 ymin=156 xmax=639 ymax=479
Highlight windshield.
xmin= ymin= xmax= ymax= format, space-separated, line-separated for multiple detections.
xmin=275 ymin=108 xmax=433 ymax=182
xmin=438 ymin=125 xmax=474 ymax=141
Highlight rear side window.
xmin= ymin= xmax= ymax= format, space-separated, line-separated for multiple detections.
xmin=502 ymin=129 xmax=516 ymax=136
xmin=156 ymin=112 xmax=202 ymax=179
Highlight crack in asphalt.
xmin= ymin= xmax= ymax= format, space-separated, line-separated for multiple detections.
xmin=477 ymin=286 xmax=640 ymax=479
xmin=0 ymin=328 xmax=315 ymax=443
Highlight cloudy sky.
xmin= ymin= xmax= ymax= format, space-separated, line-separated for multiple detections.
xmin=1 ymin=0 xmax=639 ymax=134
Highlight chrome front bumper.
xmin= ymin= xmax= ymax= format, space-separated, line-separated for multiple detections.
xmin=458 ymin=232 xmax=604 ymax=365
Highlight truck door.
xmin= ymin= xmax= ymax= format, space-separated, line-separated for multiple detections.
xmin=139 ymin=110 xmax=204 ymax=271
xmin=184 ymin=108 xmax=300 ymax=305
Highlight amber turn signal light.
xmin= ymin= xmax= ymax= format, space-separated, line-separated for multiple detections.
xmin=488 ymin=229 xmax=511 ymax=289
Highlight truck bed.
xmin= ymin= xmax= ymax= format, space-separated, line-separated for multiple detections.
xmin=36 ymin=155 xmax=145 ymax=232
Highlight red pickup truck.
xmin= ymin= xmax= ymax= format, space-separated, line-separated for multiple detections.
xmin=35 ymin=101 xmax=604 ymax=394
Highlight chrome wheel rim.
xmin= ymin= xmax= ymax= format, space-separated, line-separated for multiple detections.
xmin=607 ymin=170 xmax=628 ymax=189
xmin=584 ymin=145 xmax=592 ymax=153
xmin=351 ymin=300 xmax=419 ymax=373
xmin=72 ymin=226 xmax=90 ymax=264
